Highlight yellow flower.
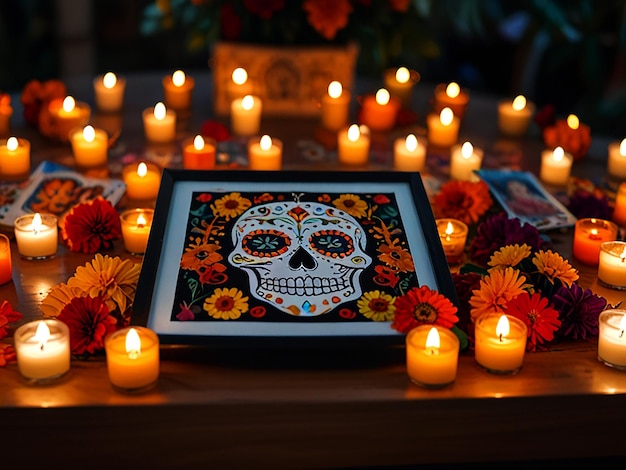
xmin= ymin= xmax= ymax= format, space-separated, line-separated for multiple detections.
xmin=332 ymin=193 xmax=368 ymax=218
xmin=532 ymin=250 xmax=579 ymax=287
xmin=211 ymin=192 xmax=252 ymax=220
xmin=357 ymin=290 xmax=396 ymax=322
xmin=67 ymin=254 xmax=141 ymax=314
xmin=469 ymin=267 xmax=529 ymax=321
xmin=204 ymin=287 xmax=249 ymax=320
xmin=41 ymin=283 xmax=85 ymax=317
xmin=488 ymin=244 xmax=532 ymax=269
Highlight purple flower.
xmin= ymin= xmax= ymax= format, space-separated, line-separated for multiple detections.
xmin=552 ymin=283 xmax=608 ymax=340
xmin=567 ymin=191 xmax=612 ymax=220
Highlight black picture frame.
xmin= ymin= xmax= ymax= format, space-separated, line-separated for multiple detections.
xmin=131 ymin=169 xmax=458 ymax=348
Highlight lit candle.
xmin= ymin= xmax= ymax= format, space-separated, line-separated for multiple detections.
xmin=539 ymin=146 xmax=573 ymax=186
xmin=182 ymin=134 xmax=216 ymax=170
xmin=120 ymin=209 xmax=153 ymax=256
xmin=14 ymin=213 xmax=58 ymax=260
xmin=0 ymin=136 xmax=30 ymax=178
xmin=142 ymin=102 xmax=176 ymax=143
xmin=383 ymin=66 xmax=418 ymax=107
xmin=426 ymin=107 xmax=460 ymax=148
xmin=321 ymin=81 xmax=350 ymax=132
xmin=248 ymin=134 xmax=283 ymax=171
xmin=338 ymin=124 xmax=370 ymax=166
xmin=598 ymin=241 xmax=626 ymax=290
xmin=14 ymin=319 xmax=70 ymax=382
xmin=227 ymin=67 xmax=254 ymax=102
xmin=93 ymin=72 xmax=126 ymax=113
xmin=393 ymin=134 xmax=426 ymax=172
xmin=105 ymin=326 xmax=160 ymax=392
xmin=48 ymin=95 xmax=91 ymax=141
xmin=450 ymin=141 xmax=483 ymax=181
xmin=572 ymin=218 xmax=618 ymax=266
xmin=436 ymin=218 xmax=468 ymax=265
xmin=433 ymin=82 xmax=469 ymax=119
xmin=474 ymin=313 xmax=527 ymax=374
xmin=0 ymin=93 xmax=12 ymax=137
xmin=497 ymin=95 xmax=535 ymax=137
xmin=162 ymin=69 xmax=195 ymax=110
xmin=123 ymin=162 xmax=161 ymax=201
xmin=598 ymin=309 xmax=626 ymax=370
xmin=405 ymin=325 xmax=460 ymax=388
xmin=69 ymin=125 xmax=108 ymax=168
xmin=613 ymin=182 xmax=626 ymax=227
xmin=359 ymin=88 xmax=399 ymax=132
xmin=0 ymin=233 xmax=12 ymax=285
xmin=608 ymin=138 xmax=626 ymax=180
xmin=231 ymin=95 xmax=262 ymax=136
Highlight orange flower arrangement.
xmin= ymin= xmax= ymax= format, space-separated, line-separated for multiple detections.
xmin=542 ymin=115 xmax=591 ymax=161
xmin=20 ymin=79 xmax=67 ymax=138
xmin=432 ymin=180 xmax=493 ymax=225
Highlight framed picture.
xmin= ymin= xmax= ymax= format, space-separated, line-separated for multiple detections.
xmin=131 ymin=170 xmax=457 ymax=347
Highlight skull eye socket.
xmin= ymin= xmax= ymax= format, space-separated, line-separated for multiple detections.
xmin=309 ymin=230 xmax=354 ymax=258
xmin=242 ymin=229 xmax=291 ymax=258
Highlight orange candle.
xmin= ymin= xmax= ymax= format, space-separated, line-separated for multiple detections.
xmin=69 ymin=125 xmax=108 ymax=168
xmin=474 ymin=313 xmax=527 ymax=375
xmin=433 ymin=82 xmax=469 ymax=119
xmin=182 ymin=135 xmax=216 ymax=170
xmin=321 ymin=81 xmax=350 ymax=132
xmin=608 ymin=138 xmax=626 ymax=180
xmin=359 ymin=88 xmax=399 ymax=132
xmin=393 ymin=134 xmax=426 ymax=172
xmin=572 ymin=218 xmax=618 ymax=266
xmin=427 ymin=107 xmax=460 ymax=148
xmin=248 ymin=134 xmax=283 ymax=170
xmin=120 ymin=209 xmax=153 ymax=255
xmin=383 ymin=66 xmax=419 ymax=107
xmin=142 ymin=102 xmax=176 ymax=143
xmin=405 ymin=325 xmax=460 ymax=388
xmin=162 ymin=69 xmax=195 ymax=110
xmin=123 ymin=162 xmax=161 ymax=201
xmin=105 ymin=326 xmax=159 ymax=392
xmin=0 ymin=136 xmax=30 ymax=178
xmin=48 ymin=96 xmax=91 ymax=141
xmin=338 ymin=124 xmax=370 ymax=166
xmin=93 ymin=72 xmax=126 ymax=113
xmin=497 ymin=95 xmax=535 ymax=137
xmin=613 ymin=182 xmax=626 ymax=227
xmin=436 ymin=218 xmax=468 ymax=265
xmin=0 ymin=233 xmax=12 ymax=285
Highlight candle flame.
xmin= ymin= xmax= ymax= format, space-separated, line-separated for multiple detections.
xmin=375 ymin=88 xmax=390 ymax=106
xmin=136 ymin=212 xmax=147 ymax=228
xmin=405 ymin=134 xmax=418 ymax=152
xmin=461 ymin=141 xmax=474 ymax=159
xmin=496 ymin=314 xmax=510 ymax=341
xmin=154 ymin=102 xmax=166 ymax=120
xmin=137 ymin=162 xmax=148 ymax=178
xmin=567 ymin=114 xmax=579 ymax=130
xmin=125 ymin=327 xmax=141 ymax=359
xmin=440 ymin=107 xmax=454 ymax=126
xmin=446 ymin=82 xmax=460 ymax=99
xmin=62 ymin=96 xmax=76 ymax=113
xmin=6 ymin=136 xmax=18 ymax=151
xmin=552 ymin=146 xmax=564 ymax=162
xmin=103 ymin=72 xmax=117 ymax=89
xmin=425 ymin=327 xmax=441 ymax=353
xmin=395 ymin=67 xmax=410 ymax=84
xmin=328 ymin=81 xmax=342 ymax=99
xmin=445 ymin=221 xmax=454 ymax=236
xmin=83 ymin=125 xmax=95 ymax=143
xmin=172 ymin=69 xmax=186 ymax=87
xmin=242 ymin=95 xmax=254 ymax=111
xmin=512 ymin=95 xmax=526 ymax=111
xmin=32 ymin=213 xmax=42 ymax=234
xmin=347 ymin=124 xmax=360 ymax=142
xmin=34 ymin=321 xmax=51 ymax=351
xmin=193 ymin=135 xmax=205 ymax=151
xmin=232 ymin=67 xmax=248 ymax=85
xmin=260 ymin=134 xmax=273 ymax=151
xmin=620 ymin=138 xmax=626 ymax=156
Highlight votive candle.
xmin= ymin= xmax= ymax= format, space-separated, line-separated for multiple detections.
xmin=321 ymin=81 xmax=350 ymax=132
xmin=474 ymin=313 xmax=527 ymax=374
xmin=608 ymin=138 xmax=626 ymax=180
xmin=436 ymin=218 xmax=468 ymax=265
xmin=406 ymin=325 xmax=460 ymax=388
xmin=182 ymin=135 xmax=216 ymax=170
xmin=93 ymin=72 xmax=126 ymax=113
xmin=383 ymin=66 xmax=419 ymax=107
xmin=427 ymin=107 xmax=460 ymax=148
xmin=393 ymin=134 xmax=426 ymax=172
xmin=598 ymin=309 xmax=626 ymax=370
xmin=433 ymin=82 xmax=469 ymax=119
xmin=231 ymin=95 xmax=262 ymax=136
xmin=0 ymin=136 xmax=30 ymax=178
xmin=338 ymin=124 xmax=370 ymax=166
xmin=0 ymin=233 xmax=12 ymax=285
xmin=572 ymin=218 xmax=618 ymax=266
xmin=120 ymin=209 xmax=153 ymax=256
xmin=15 ymin=319 xmax=70 ymax=382
xmin=123 ymin=162 xmax=161 ymax=201
xmin=598 ymin=241 xmax=626 ymax=290
xmin=450 ymin=141 xmax=483 ymax=181
xmin=613 ymin=182 xmax=626 ymax=227
xmin=14 ymin=213 xmax=58 ymax=260
xmin=142 ymin=102 xmax=176 ymax=143
xmin=359 ymin=88 xmax=399 ymax=132
xmin=248 ymin=134 xmax=283 ymax=171
xmin=163 ymin=69 xmax=195 ymax=110
xmin=227 ymin=67 xmax=254 ymax=102
xmin=48 ymin=96 xmax=91 ymax=141
xmin=497 ymin=95 xmax=535 ymax=137
xmin=539 ymin=146 xmax=573 ymax=186
xmin=69 ymin=125 xmax=108 ymax=168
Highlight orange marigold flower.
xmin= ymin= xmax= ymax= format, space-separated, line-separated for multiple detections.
xmin=488 ymin=244 xmax=531 ymax=270
xmin=432 ymin=180 xmax=493 ymax=225
xmin=469 ymin=267 xmax=529 ymax=321
xmin=505 ymin=291 xmax=561 ymax=352
xmin=378 ymin=242 xmax=414 ymax=272
xmin=332 ymin=193 xmax=368 ymax=218
xmin=180 ymin=238 xmax=223 ymax=271
xmin=61 ymin=197 xmax=122 ymax=253
xmin=303 ymin=0 xmax=352 ymax=40
xmin=392 ymin=285 xmax=458 ymax=334
xmin=532 ymin=250 xmax=579 ymax=287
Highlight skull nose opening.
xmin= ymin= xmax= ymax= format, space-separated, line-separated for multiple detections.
xmin=289 ymin=246 xmax=317 ymax=270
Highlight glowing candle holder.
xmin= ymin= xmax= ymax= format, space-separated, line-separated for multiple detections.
xmin=497 ymin=95 xmax=535 ymax=137
xmin=227 ymin=67 xmax=254 ymax=103
xmin=359 ymin=88 xmax=400 ymax=132
xmin=426 ymin=107 xmax=460 ymax=148
xmin=406 ymin=325 xmax=460 ymax=389
xmin=321 ymin=81 xmax=350 ymax=132
xmin=598 ymin=309 xmax=626 ymax=370
xmin=0 ymin=233 xmax=12 ymax=285
xmin=69 ymin=125 xmax=108 ymax=168
xmin=572 ymin=218 xmax=618 ymax=266
xmin=539 ymin=146 xmax=573 ymax=187
xmin=608 ymin=138 xmax=626 ymax=181
xmin=433 ymin=82 xmax=469 ymax=119
xmin=338 ymin=124 xmax=370 ymax=166
xmin=48 ymin=96 xmax=91 ymax=142
xmin=105 ymin=326 xmax=160 ymax=393
xmin=122 ymin=162 xmax=161 ymax=201
xmin=248 ymin=134 xmax=283 ymax=171
xmin=15 ymin=319 xmax=70 ymax=383
xmin=120 ymin=209 xmax=154 ymax=256
xmin=93 ymin=72 xmax=126 ymax=113
xmin=14 ymin=213 xmax=58 ymax=260
xmin=598 ymin=241 xmax=626 ymax=290
xmin=0 ymin=136 xmax=30 ymax=179
xmin=231 ymin=95 xmax=262 ymax=136
xmin=142 ymin=102 xmax=176 ymax=143
xmin=393 ymin=134 xmax=426 ymax=172
xmin=475 ymin=313 xmax=527 ymax=375
xmin=450 ymin=141 xmax=483 ymax=181
xmin=436 ymin=218 xmax=468 ymax=265
xmin=182 ymin=135 xmax=216 ymax=170
xmin=383 ymin=66 xmax=420 ymax=107
xmin=163 ymin=69 xmax=195 ymax=110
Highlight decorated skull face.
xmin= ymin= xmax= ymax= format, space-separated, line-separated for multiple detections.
xmin=229 ymin=200 xmax=372 ymax=316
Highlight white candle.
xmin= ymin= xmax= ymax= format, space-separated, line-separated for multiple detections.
xmin=231 ymin=95 xmax=262 ymax=136
xmin=474 ymin=313 xmax=527 ymax=374
xmin=120 ymin=209 xmax=153 ymax=255
xmin=338 ymin=124 xmax=370 ymax=166
xmin=608 ymin=138 xmax=626 ymax=180
xmin=393 ymin=134 xmax=426 ymax=172
xmin=14 ymin=213 xmax=58 ymax=260
xmin=450 ymin=141 xmax=483 ymax=181
xmin=248 ymin=134 xmax=282 ymax=170
xmin=497 ymin=95 xmax=534 ymax=137
xmin=0 ymin=136 xmax=30 ymax=178
xmin=142 ymin=102 xmax=176 ymax=143
xmin=539 ymin=146 xmax=573 ymax=186
xmin=15 ymin=319 xmax=70 ymax=382
xmin=598 ymin=309 xmax=626 ymax=369
xmin=321 ymin=81 xmax=350 ymax=131
xmin=427 ymin=107 xmax=460 ymax=148
xmin=598 ymin=241 xmax=626 ymax=289
xmin=69 ymin=125 xmax=108 ymax=168
xmin=93 ymin=72 xmax=126 ymax=113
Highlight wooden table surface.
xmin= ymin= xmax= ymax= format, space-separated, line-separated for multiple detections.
xmin=1 ymin=72 xmax=626 ymax=468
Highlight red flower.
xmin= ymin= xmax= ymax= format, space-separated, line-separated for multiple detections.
xmin=0 ymin=300 xmax=22 ymax=340
xmin=392 ymin=286 xmax=458 ymax=334
xmin=505 ymin=292 xmax=561 ymax=352
xmin=196 ymin=193 xmax=212 ymax=203
xmin=373 ymin=194 xmax=391 ymax=205
xmin=0 ymin=343 xmax=17 ymax=367
xmin=58 ymin=295 xmax=118 ymax=356
xmin=61 ymin=197 xmax=122 ymax=253
xmin=20 ymin=79 xmax=66 ymax=129
xmin=176 ymin=302 xmax=196 ymax=321
xmin=201 ymin=119 xmax=230 ymax=142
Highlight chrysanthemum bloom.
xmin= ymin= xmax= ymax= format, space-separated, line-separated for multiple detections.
xmin=204 ymin=287 xmax=249 ymax=320
xmin=211 ymin=192 xmax=252 ymax=220
xmin=488 ymin=244 xmax=531 ymax=270
xmin=432 ymin=180 xmax=493 ymax=225
xmin=303 ymin=0 xmax=352 ymax=40
xmin=552 ymin=283 xmax=607 ymax=340
xmin=61 ymin=197 xmax=122 ymax=253
xmin=532 ymin=250 xmax=579 ymax=287
xmin=469 ymin=267 xmax=529 ymax=321
xmin=332 ymin=193 xmax=368 ymax=218
xmin=357 ymin=290 xmax=396 ymax=322
xmin=58 ymin=295 xmax=118 ymax=356
xmin=0 ymin=300 xmax=22 ymax=340
xmin=41 ymin=283 xmax=85 ymax=317
xmin=392 ymin=286 xmax=458 ymax=334
xmin=505 ymin=291 xmax=561 ymax=352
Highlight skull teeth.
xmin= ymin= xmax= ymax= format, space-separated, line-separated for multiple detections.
xmin=260 ymin=276 xmax=349 ymax=296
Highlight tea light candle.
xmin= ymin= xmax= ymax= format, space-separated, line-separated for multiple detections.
xmin=0 ymin=136 xmax=30 ymax=178
xmin=93 ymin=72 xmax=126 ymax=113
xmin=450 ymin=141 xmax=483 ymax=181
xmin=182 ymin=135 xmax=216 ymax=170
xmin=321 ymin=81 xmax=350 ymax=132
xmin=0 ymin=94 xmax=12 ymax=137
xmin=406 ymin=325 xmax=460 ymax=388
xmin=231 ymin=95 xmax=262 ymax=136
xmin=497 ymin=95 xmax=535 ymax=137
xmin=163 ymin=69 xmax=195 ymax=110
xmin=338 ymin=124 xmax=370 ymax=166
xmin=69 ymin=125 xmax=108 ymax=168
xmin=598 ymin=241 xmax=626 ymax=290
xmin=383 ymin=66 xmax=418 ymax=107
xmin=393 ymin=134 xmax=426 ymax=172
xmin=120 ymin=209 xmax=153 ymax=255
xmin=105 ymin=326 xmax=160 ymax=392
xmin=248 ymin=134 xmax=283 ymax=171
xmin=436 ymin=218 xmax=468 ymax=265
xmin=572 ymin=218 xmax=618 ymax=266
xmin=359 ymin=88 xmax=399 ymax=132
xmin=433 ymin=82 xmax=469 ymax=119
xmin=608 ymin=138 xmax=626 ymax=180
xmin=0 ymin=233 xmax=12 ymax=285
xmin=48 ymin=96 xmax=91 ymax=141
xmin=539 ymin=146 xmax=573 ymax=186
xmin=142 ymin=102 xmax=176 ymax=143
xmin=613 ymin=182 xmax=626 ymax=227
xmin=14 ymin=213 xmax=58 ymax=260
xmin=14 ymin=319 xmax=70 ymax=382
xmin=227 ymin=67 xmax=254 ymax=101
xmin=426 ymin=107 xmax=460 ymax=148
xmin=123 ymin=162 xmax=161 ymax=201
xmin=598 ymin=309 xmax=626 ymax=370
xmin=474 ymin=313 xmax=528 ymax=374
